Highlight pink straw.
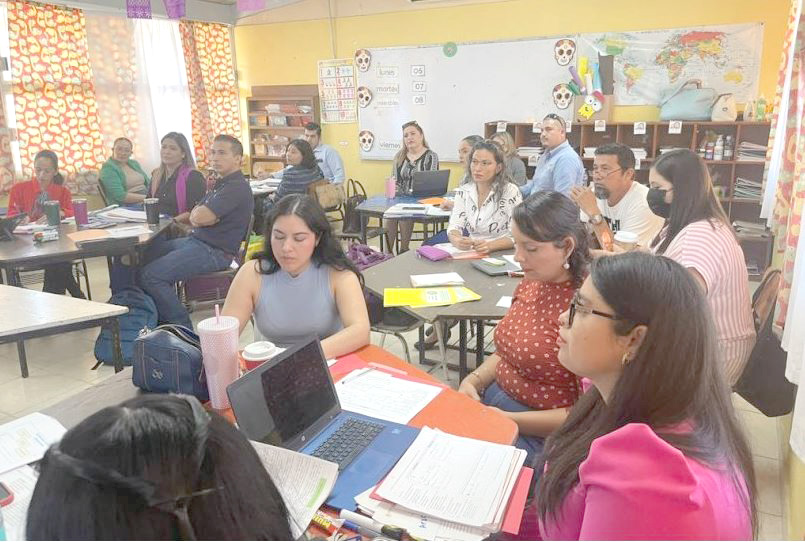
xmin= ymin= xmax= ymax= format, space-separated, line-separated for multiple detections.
xmin=215 ymin=304 xmax=220 ymax=325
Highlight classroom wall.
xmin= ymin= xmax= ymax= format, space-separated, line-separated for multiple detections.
xmin=234 ymin=0 xmax=791 ymax=195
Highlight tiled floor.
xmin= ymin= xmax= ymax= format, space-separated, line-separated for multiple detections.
xmin=0 ymin=256 xmax=787 ymax=539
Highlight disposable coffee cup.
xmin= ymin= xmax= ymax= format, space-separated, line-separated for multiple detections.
xmin=144 ymin=198 xmax=160 ymax=225
xmin=73 ymin=198 xmax=89 ymax=226
xmin=614 ymin=230 xmax=639 ymax=251
xmin=43 ymin=201 xmax=60 ymax=226
xmin=240 ymin=341 xmax=282 ymax=371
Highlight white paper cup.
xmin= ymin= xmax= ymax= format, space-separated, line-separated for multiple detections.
xmin=242 ymin=341 xmax=282 ymax=370
xmin=614 ymin=230 xmax=639 ymax=251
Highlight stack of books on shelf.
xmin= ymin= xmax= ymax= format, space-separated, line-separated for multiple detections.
xmin=733 ymin=177 xmax=763 ymax=200
xmin=583 ymin=146 xmax=597 ymax=158
xmin=736 ymin=142 xmax=767 ymax=161
xmin=658 ymin=146 xmax=687 ymax=155
xmin=733 ymin=220 xmax=770 ymax=239
xmin=517 ymin=147 xmax=543 ymax=162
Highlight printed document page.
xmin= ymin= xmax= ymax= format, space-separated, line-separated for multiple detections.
xmin=336 ymin=369 xmax=443 ymax=424
xmin=0 ymin=413 xmax=66 ymax=475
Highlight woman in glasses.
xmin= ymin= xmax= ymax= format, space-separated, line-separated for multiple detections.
xmin=647 ymin=149 xmax=754 ymax=385
xmin=533 ymin=251 xmax=755 ymax=539
xmin=384 ymin=121 xmax=439 ymax=253
xmin=27 ymin=394 xmax=293 ymax=540
xmin=456 ymin=191 xmax=589 ymax=467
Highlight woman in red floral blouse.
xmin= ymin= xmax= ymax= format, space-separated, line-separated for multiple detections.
xmin=458 ymin=191 xmax=590 ymax=467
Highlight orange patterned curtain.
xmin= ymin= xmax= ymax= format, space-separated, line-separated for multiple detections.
xmin=6 ymin=0 xmax=106 ymax=189
xmin=179 ymin=20 xmax=240 ymax=170
xmin=770 ymin=1 xmax=805 ymax=329
xmin=0 ymin=82 xmax=16 ymax=195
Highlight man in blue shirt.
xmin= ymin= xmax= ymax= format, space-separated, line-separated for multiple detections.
xmin=520 ymin=114 xmax=585 ymax=197
xmin=302 ymin=122 xmax=346 ymax=184
xmin=140 ymin=135 xmax=254 ymax=329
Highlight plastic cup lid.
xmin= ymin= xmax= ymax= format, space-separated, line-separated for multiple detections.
xmin=197 ymin=315 xmax=239 ymax=333
xmin=242 ymin=341 xmax=279 ymax=361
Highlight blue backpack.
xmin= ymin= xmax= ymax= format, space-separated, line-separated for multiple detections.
xmin=94 ymin=287 xmax=158 ymax=366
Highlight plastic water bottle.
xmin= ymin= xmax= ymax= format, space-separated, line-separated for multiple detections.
xmin=0 ymin=504 xmax=7 ymax=541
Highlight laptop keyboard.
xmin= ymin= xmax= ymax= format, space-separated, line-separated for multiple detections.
xmin=310 ymin=418 xmax=385 ymax=471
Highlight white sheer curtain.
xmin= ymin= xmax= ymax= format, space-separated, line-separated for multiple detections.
xmin=133 ymin=18 xmax=195 ymax=170
xmin=785 ymin=226 xmax=805 ymax=459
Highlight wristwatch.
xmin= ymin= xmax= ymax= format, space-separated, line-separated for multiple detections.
xmin=590 ymin=213 xmax=604 ymax=226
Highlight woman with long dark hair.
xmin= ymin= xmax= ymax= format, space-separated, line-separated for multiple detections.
xmin=456 ymin=191 xmax=590 ymax=467
xmin=647 ymin=149 xmax=754 ymax=385
xmin=27 ymin=394 xmax=292 ymax=540
xmin=532 ymin=251 xmax=755 ymax=539
xmin=273 ymin=139 xmax=324 ymax=200
xmin=7 ymin=150 xmax=84 ymax=297
xmin=148 ymin=132 xmax=206 ymax=222
xmin=223 ymin=194 xmax=369 ymax=358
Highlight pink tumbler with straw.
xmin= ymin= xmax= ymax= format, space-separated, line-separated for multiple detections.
xmin=385 ymin=176 xmax=396 ymax=199
xmin=197 ymin=306 xmax=240 ymax=409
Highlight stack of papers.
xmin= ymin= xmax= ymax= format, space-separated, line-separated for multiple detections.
xmin=734 ymin=177 xmax=762 ymax=200
xmin=384 ymin=287 xmax=481 ymax=308
xmin=374 ymin=427 xmax=527 ymax=535
xmin=632 ymin=148 xmax=648 ymax=160
xmin=583 ymin=146 xmax=597 ymax=158
xmin=98 ymin=208 xmax=147 ymax=223
xmin=336 ymin=368 xmax=444 ymax=424
xmin=736 ymin=141 xmax=767 ymax=161
xmin=384 ymin=204 xmax=450 ymax=218
xmin=410 ymin=272 xmax=464 ymax=288
xmin=733 ymin=220 xmax=770 ymax=239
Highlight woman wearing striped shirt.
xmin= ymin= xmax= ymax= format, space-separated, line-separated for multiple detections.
xmin=274 ymin=139 xmax=324 ymax=200
xmin=648 ymin=149 xmax=754 ymax=385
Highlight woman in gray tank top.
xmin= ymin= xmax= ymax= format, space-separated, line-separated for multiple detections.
xmin=222 ymin=194 xmax=370 ymax=358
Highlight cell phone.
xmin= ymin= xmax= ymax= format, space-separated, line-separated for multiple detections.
xmin=482 ymin=257 xmax=506 ymax=266
xmin=0 ymin=481 xmax=14 ymax=506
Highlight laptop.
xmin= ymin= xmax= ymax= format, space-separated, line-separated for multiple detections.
xmin=411 ymin=170 xmax=450 ymax=197
xmin=0 ymin=213 xmax=27 ymax=241
xmin=227 ymin=337 xmax=419 ymax=510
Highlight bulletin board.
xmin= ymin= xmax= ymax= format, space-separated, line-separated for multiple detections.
xmin=355 ymin=37 xmax=575 ymax=162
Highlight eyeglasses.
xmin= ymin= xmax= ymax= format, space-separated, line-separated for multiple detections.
xmin=568 ymin=293 xmax=621 ymax=327
xmin=543 ymin=113 xmax=566 ymax=130
xmin=402 ymin=120 xmax=420 ymax=129
xmin=591 ymin=167 xmax=622 ymax=179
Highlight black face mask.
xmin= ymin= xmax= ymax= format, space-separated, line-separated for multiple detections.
xmin=646 ymin=187 xmax=672 ymax=218
xmin=593 ymin=184 xmax=610 ymax=200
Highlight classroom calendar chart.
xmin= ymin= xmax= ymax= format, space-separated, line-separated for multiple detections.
xmin=579 ymin=23 xmax=763 ymax=106
xmin=355 ymin=37 xmax=573 ymax=161
xmin=318 ymin=59 xmax=357 ymax=123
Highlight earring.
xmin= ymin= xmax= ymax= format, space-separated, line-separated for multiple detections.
xmin=563 ymin=261 xmax=570 ymax=270
xmin=621 ymin=352 xmax=632 ymax=366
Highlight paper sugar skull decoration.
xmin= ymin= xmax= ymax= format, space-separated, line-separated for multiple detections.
xmin=552 ymin=83 xmax=573 ymax=110
xmin=359 ymin=130 xmax=375 ymax=152
xmin=357 ymin=86 xmax=373 ymax=108
xmin=554 ymin=39 xmax=576 ymax=66
xmin=578 ymin=96 xmax=602 ymax=120
xmin=354 ymin=49 xmax=372 ymax=73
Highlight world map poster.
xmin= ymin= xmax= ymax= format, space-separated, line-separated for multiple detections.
xmin=580 ymin=23 xmax=763 ymax=106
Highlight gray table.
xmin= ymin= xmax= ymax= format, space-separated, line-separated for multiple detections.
xmin=0 ymin=285 xmax=128 ymax=377
xmin=362 ymin=250 xmax=517 ymax=380
xmin=356 ymin=195 xmax=449 ymax=253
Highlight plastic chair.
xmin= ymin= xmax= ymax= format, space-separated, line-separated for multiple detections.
xmin=97 ymin=180 xmax=110 ymax=206
xmin=371 ymin=308 xmax=424 ymax=365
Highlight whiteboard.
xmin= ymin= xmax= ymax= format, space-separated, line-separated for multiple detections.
xmin=355 ymin=37 xmax=575 ymax=162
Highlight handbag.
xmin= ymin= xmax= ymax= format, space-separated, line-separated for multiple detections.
xmin=307 ymin=180 xmax=344 ymax=209
xmin=711 ymin=93 xmax=738 ymax=122
xmin=659 ymin=79 xmax=717 ymax=121
xmin=132 ymin=324 xmax=209 ymax=401
xmin=416 ymin=245 xmax=450 ymax=261
xmin=343 ymin=179 xmax=367 ymax=234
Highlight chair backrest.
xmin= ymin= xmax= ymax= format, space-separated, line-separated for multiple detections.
xmin=346 ymin=178 xmax=367 ymax=199
xmin=307 ymin=179 xmax=344 ymax=211
xmin=236 ymin=214 xmax=256 ymax=265
xmin=751 ymin=268 xmax=782 ymax=332
xmin=97 ymin=180 xmax=110 ymax=206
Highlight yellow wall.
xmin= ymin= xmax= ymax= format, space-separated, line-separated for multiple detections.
xmin=234 ymin=0 xmax=790 ymax=195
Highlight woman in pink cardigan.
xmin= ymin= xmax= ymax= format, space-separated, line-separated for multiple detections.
xmin=529 ymin=251 xmax=756 ymax=540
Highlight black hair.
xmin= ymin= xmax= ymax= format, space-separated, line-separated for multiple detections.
xmin=286 ymin=139 xmax=318 ymax=170
xmin=214 ymin=134 xmax=243 ymax=157
xmin=650 ymin=149 xmax=732 ymax=254
xmin=595 ymin=142 xmax=635 ymax=171
xmin=305 ymin=122 xmax=322 ymax=136
xmin=26 ymin=395 xmax=292 ymax=540
xmin=161 ymin=132 xmax=196 ymax=169
xmin=113 ymin=137 xmax=133 ymax=148
xmin=466 ymin=140 xmax=514 ymax=201
xmin=537 ymin=252 xmax=756 ymax=536
xmin=34 ymin=149 xmax=64 ymax=185
xmin=512 ymin=191 xmax=591 ymax=287
xmin=543 ymin=113 xmax=567 ymax=132
xmin=258 ymin=194 xmax=363 ymax=285
xmin=461 ymin=134 xmax=484 ymax=147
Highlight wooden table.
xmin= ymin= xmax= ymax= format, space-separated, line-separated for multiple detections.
xmin=362 ymin=250 xmax=518 ymax=381
xmin=42 ymin=344 xmax=518 ymax=445
xmin=356 ymin=195 xmax=449 ymax=252
xmin=0 ymin=285 xmax=128 ymax=378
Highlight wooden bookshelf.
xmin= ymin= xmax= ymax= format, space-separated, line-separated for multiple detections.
xmin=247 ymin=85 xmax=320 ymax=178
xmin=484 ymin=120 xmax=773 ymax=279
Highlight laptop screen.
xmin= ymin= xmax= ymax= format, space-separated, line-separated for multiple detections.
xmin=227 ymin=339 xmax=340 ymax=448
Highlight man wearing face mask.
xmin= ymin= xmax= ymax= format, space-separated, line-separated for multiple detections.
xmin=570 ymin=143 xmax=664 ymax=250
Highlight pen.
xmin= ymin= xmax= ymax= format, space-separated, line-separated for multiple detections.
xmin=507 ymin=270 xmax=525 ymax=277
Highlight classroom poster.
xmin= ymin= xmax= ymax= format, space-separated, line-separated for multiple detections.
xmin=317 ymin=59 xmax=357 ymax=123
xmin=579 ymin=23 xmax=763 ymax=106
